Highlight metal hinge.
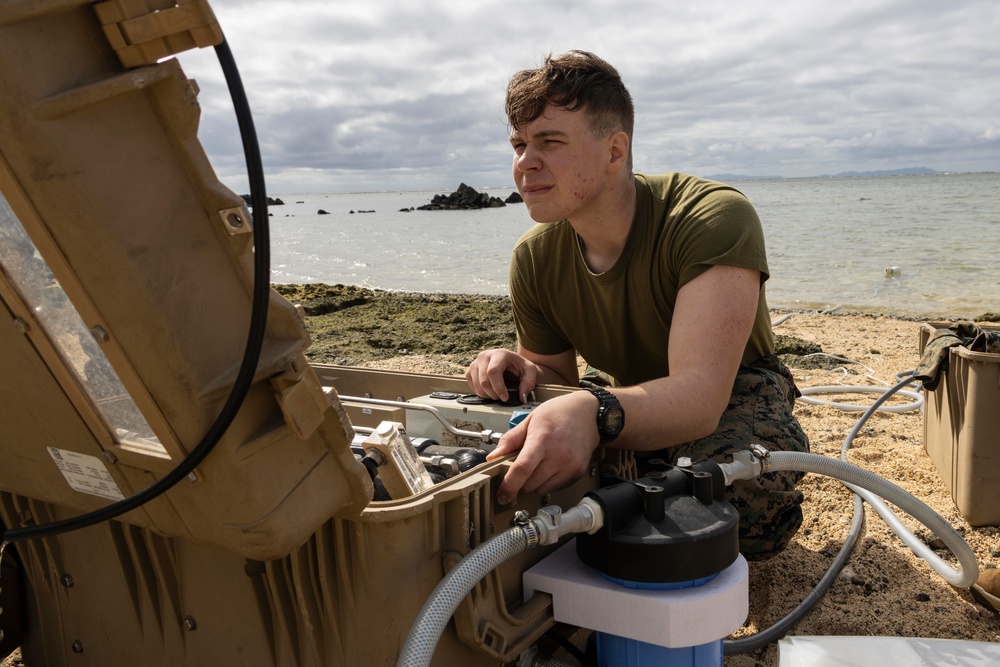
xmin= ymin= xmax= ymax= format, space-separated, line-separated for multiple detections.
xmin=93 ymin=0 xmax=223 ymax=69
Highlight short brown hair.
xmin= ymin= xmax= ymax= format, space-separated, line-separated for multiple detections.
xmin=505 ymin=50 xmax=634 ymax=144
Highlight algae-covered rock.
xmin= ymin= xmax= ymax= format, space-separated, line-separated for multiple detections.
xmin=273 ymin=283 xmax=515 ymax=366
xmin=275 ymin=284 xmax=851 ymax=373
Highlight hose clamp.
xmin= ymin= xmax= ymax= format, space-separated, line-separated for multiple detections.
xmin=749 ymin=443 xmax=773 ymax=473
xmin=512 ymin=510 xmax=540 ymax=549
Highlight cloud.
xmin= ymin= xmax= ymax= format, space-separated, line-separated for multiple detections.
xmin=178 ymin=0 xmax=1000 ymax=192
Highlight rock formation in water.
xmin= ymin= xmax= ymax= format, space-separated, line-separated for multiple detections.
xmin=417 ymin=183 xmax=506 ymax=210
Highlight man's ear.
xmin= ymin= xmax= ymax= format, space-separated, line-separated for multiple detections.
xmin=607 ymin=131 xmax=631 ymax=173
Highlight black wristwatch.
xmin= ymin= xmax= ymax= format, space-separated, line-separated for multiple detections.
xmin=584 ymin=386 xmax=625 ymax=444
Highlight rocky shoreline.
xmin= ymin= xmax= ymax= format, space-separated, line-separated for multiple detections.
xmin=271 ymin=283 xmax=857 ymax=375
xmin=272 ymin=283 xmax=517 ymax=370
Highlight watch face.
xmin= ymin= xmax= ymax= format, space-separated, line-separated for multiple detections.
xmin=604 ymin=406 xmax=625 ymax=434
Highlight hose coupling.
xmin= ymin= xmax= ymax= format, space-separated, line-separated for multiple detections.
xmin=529 ymin=499 xmax=605 ymax=546
xmin=718 ymin=443 xmax=772 ymax=484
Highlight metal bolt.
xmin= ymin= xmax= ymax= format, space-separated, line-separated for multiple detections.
xmin=13 ymin=317 xmax=29 ymax=334
xmin=227 ymin=212 xmax=244 ymax=228
xmin=71 ymin=639 xmax=84 ymax=653
xmin=676 ymin=456 xmax=693 ymax=468
xmin=90 ymin=326 xmax=109 ymax=343
xmin=61 ymin=574 xmax=74 ymax=588
xmin=102 ymin=450 xmax=117 ymax=465
xmin=183 ymin=615 xmax=198 ymax=631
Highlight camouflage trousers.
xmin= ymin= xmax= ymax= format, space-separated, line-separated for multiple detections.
xmin=635 ymin=355 xmax=810 ymax=561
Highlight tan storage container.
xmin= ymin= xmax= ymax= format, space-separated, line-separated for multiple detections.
xmin=919 ymin=322 xmax=1000 ymax=526
xmin=0 ymin=6 xmax=607 ymax=663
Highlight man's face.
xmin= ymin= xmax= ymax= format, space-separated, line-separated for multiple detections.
xmin=509 ymin=104 xmax=613 ymax=224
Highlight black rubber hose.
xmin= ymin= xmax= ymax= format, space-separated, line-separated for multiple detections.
xmin=2 ymin=37 xmax=270 ymax=544
xmin=723 ymin=496 xmax=864 ymax=654
xmin=543 ymin=628 xmax=595 ymax=667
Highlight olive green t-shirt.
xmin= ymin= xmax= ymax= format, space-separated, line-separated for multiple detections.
xmin=509 ymin=173 xmax=774 ymax=386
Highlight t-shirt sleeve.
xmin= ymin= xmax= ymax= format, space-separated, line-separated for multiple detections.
xmin=671 ymin=188 xmax=770 ymax=289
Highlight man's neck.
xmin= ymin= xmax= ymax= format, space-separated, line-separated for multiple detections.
xmin=571 ymin=175 xmax=636 ymax=274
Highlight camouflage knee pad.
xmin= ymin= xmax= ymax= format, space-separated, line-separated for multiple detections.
xmin=644 ymin=355 xmax=810 ymax=560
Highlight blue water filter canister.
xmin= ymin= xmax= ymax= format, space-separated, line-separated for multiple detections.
xmin=575 ymin=464 xmax=742 ymax=667
xmin=596 ymin=574 xmax=723 ymax=667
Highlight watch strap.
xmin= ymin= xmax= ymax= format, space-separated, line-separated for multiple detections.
xmin=585 ymin=386 xmax=623 ymax=444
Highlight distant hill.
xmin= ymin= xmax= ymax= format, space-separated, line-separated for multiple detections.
xmin=707 ymin=167 xmax=943 ymax=181
xmin=822 ymin=167 xmax=942 ymax=177
xmin=707 ymin=173 xmax=784 ymax=181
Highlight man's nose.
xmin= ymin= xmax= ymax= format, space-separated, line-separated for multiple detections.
xmin=515 ymin=147 xmax=541 ymax=172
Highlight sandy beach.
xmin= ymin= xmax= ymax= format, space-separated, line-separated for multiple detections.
xmin=4 ymin=286 xmax=998 ymax=666
xmin=726 ymin=312 xmax=1000 ymax=664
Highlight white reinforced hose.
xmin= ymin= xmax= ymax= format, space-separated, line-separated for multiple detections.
xmin=846 ymin=481 xmax=971 ymax=586
xmin=765 ymin=451 xmax=978 ymax=588
xmin=798 ymin=384 xmax=923 ymax=413
xmin=397 ymin=527 xmax=530 ymax=667
xmin=830 ymin=373 xmax=972 ymax=586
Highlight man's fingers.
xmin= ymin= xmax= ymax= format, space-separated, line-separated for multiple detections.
xmin=466 ymin=350 xmax=539 ymax=403
xmin=485 ymin=440 xmax=515 ymax=462
xmin=517 ymin=366 xmax=537 ymax=403
xmin=494 ymin=436 xmax=542 ymax=505
xmin=485 ymin=359 xmax=513 ymax=402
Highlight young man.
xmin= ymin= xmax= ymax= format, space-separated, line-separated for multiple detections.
xmin=465 ymin=50 xmax=809 ymax=559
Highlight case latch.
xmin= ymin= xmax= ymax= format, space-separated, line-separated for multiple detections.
xmin=94 ymin=0 xmax=223 ymax=69
xmin=269 ymin=356 xmax=330 ymax=441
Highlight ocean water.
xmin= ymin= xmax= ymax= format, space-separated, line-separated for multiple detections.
xmin=268 ymin=172 xmax=999 ymax=319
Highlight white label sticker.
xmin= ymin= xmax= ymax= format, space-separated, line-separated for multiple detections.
xmin=47 ymin=447 xmax=126 ymax=501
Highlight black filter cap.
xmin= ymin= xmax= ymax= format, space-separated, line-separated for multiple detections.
xmin=576 ymin=466 xmax=740 ymax=583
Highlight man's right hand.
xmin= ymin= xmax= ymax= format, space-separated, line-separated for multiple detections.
xmin=465 ymin=348 xmax=538 ymax=403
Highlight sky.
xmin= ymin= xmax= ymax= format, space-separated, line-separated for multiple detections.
xmin=176 ymin=0 xmax=1000 ymax=194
